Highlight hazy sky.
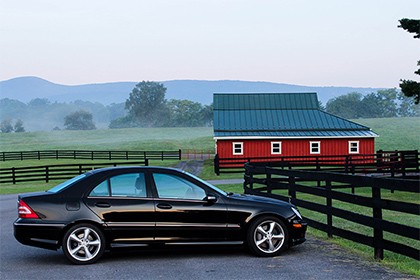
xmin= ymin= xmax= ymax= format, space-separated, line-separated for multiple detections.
xmin=1 ymin=0 xmax=419 ymax=88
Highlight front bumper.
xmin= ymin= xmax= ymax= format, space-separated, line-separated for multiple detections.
xmin=289 ymin=220 xmax=307 ymax=247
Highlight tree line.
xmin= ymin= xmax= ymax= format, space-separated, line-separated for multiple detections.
xmin=325 ymin=89 xmax=419 ymax=119
xmin=1 ymin=82 xmax=418 ymax=133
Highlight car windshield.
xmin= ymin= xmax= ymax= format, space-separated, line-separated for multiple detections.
xmin=182 ymin=171 xmax=228 ymax=196
xmin=47 ymin=174 xmax=86 ymax=193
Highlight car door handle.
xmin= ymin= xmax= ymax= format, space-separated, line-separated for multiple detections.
xmin=95 ymin=202 xmax=111 ymax=208
xmin=157 ymin=203 xmax=172 ymax=210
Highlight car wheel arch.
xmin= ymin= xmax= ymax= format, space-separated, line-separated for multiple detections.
xmin=245 ymin=212 xmax=289 ymax=230
xmin=60 ymin=220 xmax=108 ymax=247
xmin=243 ymin=213 xmax=289 ymax=241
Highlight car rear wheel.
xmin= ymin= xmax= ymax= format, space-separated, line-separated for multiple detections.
xmin=247 ymin=216 xmax=288 ymax=257
xmin=62 ymin=223 xmax=105 ymax=265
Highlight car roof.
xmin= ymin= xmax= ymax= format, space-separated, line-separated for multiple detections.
xmin=85 ymin=166 xmax=182 ymax=176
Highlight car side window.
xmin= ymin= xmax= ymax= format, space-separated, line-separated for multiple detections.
xmin=89 ymin=180 xmax=110 ymax=197
xmin=153 ymin=173 xmax=206 ymax=200
xmin=89 ymin=173 xmax=146 ymax=198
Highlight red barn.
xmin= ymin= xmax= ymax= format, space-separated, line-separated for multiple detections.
xmin=213 ymin=93 xmax=378 ymax=163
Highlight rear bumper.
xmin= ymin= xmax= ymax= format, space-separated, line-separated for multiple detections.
xmin=14 ymin=219 xmax=65 ymax=250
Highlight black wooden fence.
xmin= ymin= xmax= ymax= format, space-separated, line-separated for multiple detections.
xmin=243 ymin=162 xmax=420 ymax=261
xmin=214 ymin=150 xmax=419 ymax=177
xmin=0 ymin=150 xmax=181 ymax=161
xmin=0 ymin=161 xmax=149 ymax=184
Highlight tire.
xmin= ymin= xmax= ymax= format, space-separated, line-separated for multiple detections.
xmin=62 ymin=223 xmax=105 ymax=265
xmin=246 ymin=216 xmax=289 ymax=257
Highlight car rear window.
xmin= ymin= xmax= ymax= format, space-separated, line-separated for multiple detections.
xmin=48 ymin=174 xmax=86 ymax=193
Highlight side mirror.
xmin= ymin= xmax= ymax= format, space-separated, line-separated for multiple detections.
xmin=204 ymin=194 xmax=217 ymax=204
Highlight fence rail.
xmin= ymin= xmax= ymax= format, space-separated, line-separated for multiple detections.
xmin=214 ymin=150 xmax=419 ymax=177
xmin=243 ymin=162 xmax=420 ymax=261
xmin=0 ymin=161 xmax=149 ymax=184
xmin=0 ymin=150 xmax=181 ymax=162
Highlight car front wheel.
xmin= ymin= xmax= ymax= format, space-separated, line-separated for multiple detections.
xmin=247 ymin=216 xmax=289 ymax=257
xmin=62 ymin=223 xmax=105 ymax=265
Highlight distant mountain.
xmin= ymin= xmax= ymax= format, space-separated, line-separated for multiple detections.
xmin=0 ymin=76 xmax=385 ymax=105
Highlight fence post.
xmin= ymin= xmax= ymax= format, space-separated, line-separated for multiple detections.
xmin=288 ymin=175 xmax=296 ymax=205
xmin=372 ymin=185 xmax=384 ymax=260
xmin=345 ymin=156 xmax=349 ymax=173
xmin=45 ymin=166 xmax=49 ymax=183
xmin=12 ymin=167 xmax=16 ymax=184
xmin=178 ymin=149 xmax=182 ymax=160
xmin=266 ymin=169 xmax=272 ymax=194
xmin=326 ymin=180 xmax=333 ymax=238
xmin=214 ymin=154 xmax=220 ymax=176
xmin=38 ymin=151 xmax=41 ymax=160
xmin=145 ymin=159 xmax=149 ymax=166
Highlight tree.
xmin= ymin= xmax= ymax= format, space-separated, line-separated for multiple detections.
xmin=398 ymin=91 xmax=419 ymax=117
xmin=125 ymin=81 xmax=168 ymax=127
xmin=325 ymin=92 xmax=364 ymax=118
xmin=28 ymin=98 xmax=50 ymax=107
xmin=64 ymin=110 xmax=96 ymax=130
xmin=166 ymin=99 xmax=211 ymax=127
xmin=398 ymin=18 xmax=420 ymax=104
xmin=0 ymin=119 xmax=13 ymax=133
xmin=14 ymin=119 xmax=25 ymax=133
xmin=362 ymin=89 xmax=398 ymax=118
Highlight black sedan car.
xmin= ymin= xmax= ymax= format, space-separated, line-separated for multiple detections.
xmin=14 ymin=166 xmax=306 ymax=264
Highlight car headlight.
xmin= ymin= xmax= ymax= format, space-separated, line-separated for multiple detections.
xmin=291 ymin=207 xmax=303 ymax=219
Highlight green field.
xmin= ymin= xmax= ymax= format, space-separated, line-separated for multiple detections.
xmin=1 ymin=117 xmax=419 ymax=275
xmin=1 ymin=117 xmax=419 ymax=152
xmin=0 ymin=127 xmax=215 ymax=151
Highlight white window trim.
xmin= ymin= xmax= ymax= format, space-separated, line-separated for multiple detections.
xmin=271 ymin=141 xmax=282 ymax=155
xmin=349 ymin=141 xmax=359 ymax=154
xmin=232 ymin=142 xmax=243 ymax=155
xmin=310 ymin=141 xmax=321 ymax=154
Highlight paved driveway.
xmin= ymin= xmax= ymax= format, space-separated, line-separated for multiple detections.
xmin=0 ymin=194 xmax=415 ymax=280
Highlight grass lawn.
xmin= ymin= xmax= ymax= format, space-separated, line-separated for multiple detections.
xmin=0 ymin=127 xmax=214 ymax=152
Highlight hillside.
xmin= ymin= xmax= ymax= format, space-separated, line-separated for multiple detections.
xmin=0 ymin=76 xmax=384 ymax=105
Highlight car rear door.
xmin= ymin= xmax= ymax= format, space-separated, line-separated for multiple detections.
xmin=84 ymin=171 xmax=155 ymax=242
xmin=151 ymin=170 xmax=228 ymax=241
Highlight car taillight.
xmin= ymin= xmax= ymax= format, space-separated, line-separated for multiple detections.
xmin=18 ymin=199 xmax=40 ymax=219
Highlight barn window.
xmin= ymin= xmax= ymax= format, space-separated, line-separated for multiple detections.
xmin=349 ymin=141 xmax=359 ymax=154
xmin=232 ymin=142 xmax=243 ymax=155
xmin=310 ymin=141 xmax=320 ymax=154
xmin=271 ymin=142 xmax=282 ymax=154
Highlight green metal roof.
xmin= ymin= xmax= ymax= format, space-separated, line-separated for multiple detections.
xmin=214 ymin=92 xmax=319 ymax=110
xmin=213 ymin=93 xmax=378 ymax=138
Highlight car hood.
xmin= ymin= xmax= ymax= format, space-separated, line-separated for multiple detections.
xmin=228 ymin=193 xmax=292 ymax=207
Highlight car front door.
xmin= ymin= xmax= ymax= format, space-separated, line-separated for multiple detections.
xmin=151 ymin=171 xmax=228 ymax=241
xmin=84 ymin=171 xmax=155 ymax=242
